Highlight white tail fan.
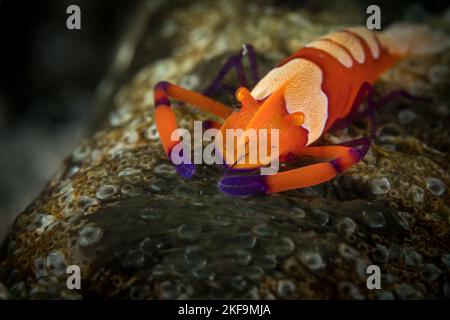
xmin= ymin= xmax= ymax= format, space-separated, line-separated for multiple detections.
xmin=378 ymin=23 xmax=450 ymax=57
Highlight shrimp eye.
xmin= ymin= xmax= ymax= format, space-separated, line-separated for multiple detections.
xmin=235 ymin=87 xmax=259 ymax=111
xmin=285 ymin=112 xmax=305 ymax=126
xmin=235 ymin=87 xmax=248 ymax=102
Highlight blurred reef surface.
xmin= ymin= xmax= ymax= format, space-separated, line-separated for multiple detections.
xmin=0 ymin=0 xmax=449 ymax=299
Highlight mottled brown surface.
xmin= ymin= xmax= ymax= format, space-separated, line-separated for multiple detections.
xmin=0 ymin=0 xmax=449 ymax=299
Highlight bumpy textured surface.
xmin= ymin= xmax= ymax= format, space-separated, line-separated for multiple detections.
xmin=0 ymin=0 xmax=449 ymax=299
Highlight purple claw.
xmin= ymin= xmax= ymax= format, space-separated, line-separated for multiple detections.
xmin=219 ymin=175 xmax=268 ymax=196
xmin=169 ymin=149 xmax=195 ymax=179
xmin=174 ymin=162 xmax=196 ymax=179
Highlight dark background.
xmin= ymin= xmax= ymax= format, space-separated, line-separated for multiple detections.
xmin=0 ymin=0 xmax=134 ymax=239
xmin=0 ymin=0 xmax=448 ymax=241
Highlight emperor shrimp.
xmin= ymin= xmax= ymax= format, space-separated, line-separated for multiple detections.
xmin=153 ymin=24 xmax=448 ymax=196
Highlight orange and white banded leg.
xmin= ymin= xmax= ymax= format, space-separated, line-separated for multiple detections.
xmin=154 ymin=81 xmax=233 ymax=177
xmin=219 ymin=145 xmax=363 ymax=196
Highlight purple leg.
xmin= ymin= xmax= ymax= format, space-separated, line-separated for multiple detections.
xmin=360 ymin=90 xmax=430 ymax=118
xmin=331 ymin=82 xmax=429 ymax=138
xmin=202 ymin=44 xmax=260 ymax=97
xmin=367 ymin=108 xmax=377 ymax=138
xmin=244 ymin=44 xmax=260 ymax=84
xmin=202 ymin=54 xmax=248 ymax=97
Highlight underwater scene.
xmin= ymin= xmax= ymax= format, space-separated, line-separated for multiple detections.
xmin=0 ymin=0 xmax=449 ymax=305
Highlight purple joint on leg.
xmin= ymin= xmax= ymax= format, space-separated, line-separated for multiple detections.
xmin=349 ymin=148 xmax=363 ymax=162
xmin=219 ymin=175 xmax=268 ymax=196
xmin=155 ymin=97 xmax=171 ymax=106
xmin=330 ymin=158 xmax=344 ymax=173
xmin=155 ymin=81 xmax=169 ymax=91
xmin=330 ymin=148 xmax=363 ymax=173
xmin=339 ymin=137 xmax=371 ymax=158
